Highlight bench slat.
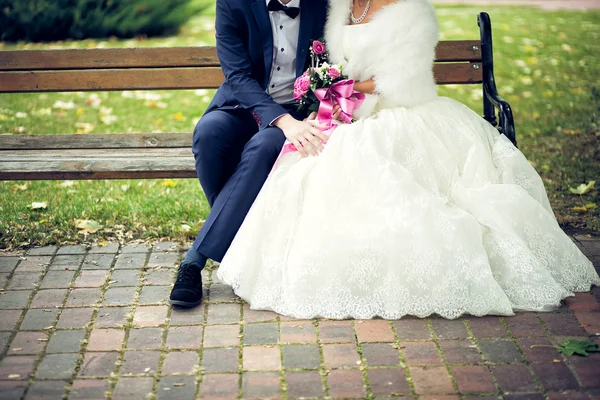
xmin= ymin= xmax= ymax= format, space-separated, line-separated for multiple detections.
xmin=0 ymin=133 xmax=192 ymax=150
xmin=0 ymin=63 xmax=481 ymax=93
xmin=0 ymin=41 xmax=481 ymax=72
xmin=0 ymin=148 xmax=196 ymax=180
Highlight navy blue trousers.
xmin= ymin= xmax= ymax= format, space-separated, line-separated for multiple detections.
xmin=191 ymin=107 xmax=299 ymax=263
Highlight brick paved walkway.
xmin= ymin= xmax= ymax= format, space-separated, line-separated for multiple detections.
xmin=0 ymin=235 xmax=598 ymax=400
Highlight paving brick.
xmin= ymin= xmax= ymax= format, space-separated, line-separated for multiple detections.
xmin=27 ymin=246 xmax=57 ymax=256
xmin=368 ymin=368 xmax=411 ymax=396
xmin=166 ymin=325 xmax=203 ymax=349
xmin=133 ymin=306 xmax=168 ymax=327
xmin=39 ymin=270 xmax=76 ymax=289
xmin=94 ymin=307 xmax=130 ymax=328
xmin=280 ymin=321 xmax=317 ymax=343
xmin=566 ymin=293 xmax=600 ymax=312
xmin=242 ymin=304 xmax=278 ymax=323
xmin=362 ymin=343 xmax=401 ymax=367
xmin=206 ymin=303 xmax=241 ymax=324
xmin=242 ymin=372 xmax=281 ymax=399
xmin=49 ymin=255 xmax=84 ymax=270
xmin=0 ymin=290 xmax=33 ymax=309
xmin=56 ymin=245 xmax=87 ymax=255
xmin=74 ymin=270 xmax=108 ymax=288
xmin=153 ymin=242 xmax=179 ymax=252
xmin=199 ymin=374 xmax=238 ymax=400
xmin=46 ymin=330 xmax=86 ymax=353
xmin=20 ymin=308 xmax=59 ymax=330
xmin=401 ymin=341 xmax=444 ymax=365
xmin=115 ymin=253 xmax=148 ymax=269
xmin=439 ymin=339 xmax=482 ymax=364
xmin=81 ymin=253 xmax=115 ymax=270
xmin=87 ymin=329 xmax=125 ymax=351
xmin=120 ymin=244 xmax=151 ymax=254
xmin=319 ymin=321 xmax=355 ymax=343
xmin=503 ymin=395 xmax=544 ymax=400
xmin=491 ymin=364 xmax=540 ymax=393
xmin=393 ymin=319 xmax=432 ymax=340
xmin=453 ymin=365 xmax=496 ymax=393
xmin=244 ymin=322 xmax=278 ymax=345
xmin=209 ymin=284 xmax=238 ymax=302
xmin=36 ymin=353 xmax=79 ymax=379
xmin=0 ymin=273 xmax=8 ymax=288
xmin=144 ymin=269 xmax=174 ymax=286
xmin=204 ymin=324 xmax=240 ymax=348
xmin=25 ymin=380 xmax=67 ymax=399
xmin=532 ymin=363 xmax=580 ymax=391
xmin=243 ymin=346 xmax=281 ymax=371
xmin=126 ymin=328 xmax=164 ymax=350
xmin=355 ymin=320 xmax=394 ymax=343
xmin=69 ymin=379 xmax=111 ymax=400
xmin=56 ymin=308 xmax=94 ymax=329
xmin=517 ymin=337 xmax=560 ymax=363
xmin=170 ymin=304 xmax=205 ymax=325
xmin=0 ymin=310 xmax=22 ymax=331
xmin=157 ymin=376 xmax=197 ymax=400
xmin=574 ymin=311 xmax=600 ymax=335
xmin=327 ymin=369 xmax=365 ymax=398
xmin=9 ymin=331 xmax=47 ymax=354
xmin=323 ymin=343 xmax=361 ymax=368
xmin=15 ymin=256 xmax=51 ymax=272
xmin=538 ymin=313 xmax=588 ymax=337
xmin=410 ymin=366 xmax=455 ymax=395
xmin=162 ymin=351 xmax=199 ymax=374
xmin=0 ymin=356 xmax=37 ymax=380
xmin=581 ymin=240 xmax=600 ymax=256
xmin=547 ymin=391 xmax=595 ymax=400
xmin=570 ymin=355 xmax=600 ymax=388
xmin=65 ymin=288 xmax=102 ymax=307
xmin=202 ymin=347 xmax=239 ymax=373
xmin=283 ymin=344 xmax=320 ymax=369
xmin=6 ymin=272 xmax=42 ymax=290
xmin=431 ymin=319 xmax=469 ymax=339
xmin=0 ymin=332 xmax=10 ymax=352
xmin=147 ymin=252 xmax=179 ymax=268
xmin=30 ymin=288 xmax=68 ymax=308
xmin=138 ymin=285 xmax=170 ymax=305
xmin=103 ymin=287 xmax=137 ymax=306
xmin=120 ymin=351 xmax=161 ymax=375
xmin=478 ymin=339 xmax=523 ymax=363
xmin=109 ymin=270 xmax=141 ymax=287
xmin=286 ymin=371 xmax=324 ymax=398
xmin=0 ymin=381 xmax=27 ymax=400
xmin=0 ymin=257 xmax=20 ymax=273
xmin=467 ymin=316 xmax=509 ymax=338
xmin=89 ymin=242 xmax=119 ymax=254
xmin=78 ymin=352 xmax=119 ymax=377
xmin=112 ymin=377 xmax=154 ymax=400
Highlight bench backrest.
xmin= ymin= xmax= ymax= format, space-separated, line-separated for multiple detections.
xmin=0 ymin=41 xmax=482 ymax=93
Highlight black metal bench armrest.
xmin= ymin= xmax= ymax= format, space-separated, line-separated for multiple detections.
xmin=478 ymin=12 xmax=517 ymax=147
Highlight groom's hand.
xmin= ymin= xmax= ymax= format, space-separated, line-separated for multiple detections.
xmin=274 ymin=114 xmax=329 ymax=157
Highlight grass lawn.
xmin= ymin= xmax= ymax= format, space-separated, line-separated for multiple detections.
xmin=0 ymin=5 xmax=599 ymax=249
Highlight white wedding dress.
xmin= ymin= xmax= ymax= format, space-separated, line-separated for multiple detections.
xmin=217 ymin=0 xmax=599 ymax=319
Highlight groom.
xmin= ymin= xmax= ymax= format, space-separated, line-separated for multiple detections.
xmin=169 ymin=0 xmax=329 ymax=307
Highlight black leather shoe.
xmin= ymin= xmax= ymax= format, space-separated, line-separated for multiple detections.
xmin=169 ymin=263 xmax=203 ymax=307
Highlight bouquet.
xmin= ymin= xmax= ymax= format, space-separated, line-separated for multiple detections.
xmin=280 ymin=40 xmax=365 ymax=157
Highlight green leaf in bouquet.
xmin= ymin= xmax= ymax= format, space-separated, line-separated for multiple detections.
xmin=308 ymin=103 xmax=320 ymax=113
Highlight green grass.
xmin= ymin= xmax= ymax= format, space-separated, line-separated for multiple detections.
xmin=1 ymin=5 xmax=599 ymax=249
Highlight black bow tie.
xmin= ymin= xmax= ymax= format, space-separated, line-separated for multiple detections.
xmin=267 ymin=0 xmax=300 ymax=19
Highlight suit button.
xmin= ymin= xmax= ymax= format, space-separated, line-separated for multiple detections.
xmin=277 ymin=67 xmax=281 ymax=71
xmin=281 ymin=48 xmax=284 ymax=52
xmin=271 ymin=84 xmax=275 ymax=88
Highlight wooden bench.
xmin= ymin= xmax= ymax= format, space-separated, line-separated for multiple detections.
xmin=0 ymin=12 xmax=515 ymax=181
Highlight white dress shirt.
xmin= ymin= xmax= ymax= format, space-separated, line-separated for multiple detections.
xmin=266 ymin=0 xmax=301 ymax=105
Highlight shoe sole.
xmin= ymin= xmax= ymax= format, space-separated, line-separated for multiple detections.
xmin=169 ymin=299 xmax=203 ymax=308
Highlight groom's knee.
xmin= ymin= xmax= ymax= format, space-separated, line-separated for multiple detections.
xmin=245 ymin=127 xmax=286 ymax=161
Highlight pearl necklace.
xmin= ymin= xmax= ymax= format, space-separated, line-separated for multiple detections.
xmin=350 ymin=0 xmax=371 ymax=24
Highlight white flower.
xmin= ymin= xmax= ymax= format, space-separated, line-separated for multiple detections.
xmin=53 ymin=100 xmax=76 ymax=110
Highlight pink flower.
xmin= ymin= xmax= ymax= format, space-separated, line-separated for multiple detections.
xmin=293 ymin=75 xmax=311 ymax=100
xmin=327 ymin=67 xmax=341 ymax=80
xmin=312 ymin=40 xmax=326 ymax=55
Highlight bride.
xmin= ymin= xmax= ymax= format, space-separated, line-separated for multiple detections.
xmin=216 ymin=0 xmax=600 ymax=319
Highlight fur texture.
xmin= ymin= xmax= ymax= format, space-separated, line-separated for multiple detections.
xmin=325 ymin=0 xmax=440 ymax=108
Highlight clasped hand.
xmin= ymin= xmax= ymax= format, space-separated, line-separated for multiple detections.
xmin=275 ymin=113 xmax=329 ymax=157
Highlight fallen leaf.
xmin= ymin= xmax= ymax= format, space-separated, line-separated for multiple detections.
xmin=8 ymin=374 xmax=20 ymax=379
xmin=30 ymin=202 xmax=48 ymax=210
xmin=12 ymin=183 xmax=29 ymax=191
xmin=76 ymin=220 xmax=104 ymax=234
xmin=59 ymin=180 xmax=76 ymax=187
xmin=180 ymin=224 xmax=191 ymax=232
xmin=11 ymin=347 xmax=23 ymax=351
xmin=144 ymin=367 xmax=151 ymax=373
xmin=558 ymin=339 xmax=599 ymax=356
xmin=75 ymin=122 xmax=94 ymax=134
xmin=172 ymin=383 xmax=185 ymax=387
xmin=569 ymin=181 xmax=595 ymax=195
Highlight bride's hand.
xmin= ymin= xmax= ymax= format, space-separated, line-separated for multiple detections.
xmin=332 ymin=104 xmax=343 ymax=121
xmin=354 ymin=79 xmax=376 ymax=94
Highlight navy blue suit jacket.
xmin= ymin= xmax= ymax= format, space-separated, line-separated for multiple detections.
xmin=205 ymin=0 xmax=328 ymax=130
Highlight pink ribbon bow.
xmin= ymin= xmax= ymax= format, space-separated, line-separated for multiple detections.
xmin=279 ymin=79 xmax=365 ymax=157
